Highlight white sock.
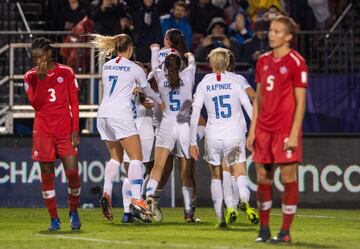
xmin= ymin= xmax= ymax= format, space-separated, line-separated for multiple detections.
xmin=146 ymin=178 xmax=159 ymax=198
xmin=103 ymin=159 xmax=121 ymax=195
xmin=128 ymin=160 xmax=144 ymax=200
xmin=122 ymin=178 xmax=131 ymax=213
xmin=237 ymin=175 xmax=250 ymax=203
xmin=211 ymin=179 xmax=224 ymax=223
xmin=222 ymin=171 xmax=234 ymax=209
xmin=231 ymin=176 xmax=240 ymax=208
xmin=181 ymin=186 xmax=193 ymax=211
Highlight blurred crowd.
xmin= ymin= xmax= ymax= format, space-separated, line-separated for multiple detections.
xmin=46 ymin=0 xmax=348 ymax=67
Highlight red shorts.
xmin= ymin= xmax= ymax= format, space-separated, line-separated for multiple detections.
xmin=253 ymin=128 xmax=302 ymax=164
xmin=32 ymin=135 xmax=78 ymax=162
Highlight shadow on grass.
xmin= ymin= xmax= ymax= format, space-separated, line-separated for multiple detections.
xmin=102 ymin=221 xmax=214 ymax=228
xmin=37 ymin=230 xmax=85 ymax=235
xmin=284 ymin=242 xmax=338 ymax=249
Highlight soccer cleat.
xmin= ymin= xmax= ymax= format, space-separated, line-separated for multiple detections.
xmin=130 ymin=198 xmax=152 ymax=215
xmin=239 ymin=201 xmax=259 ymax=225
xmin=225 ymin=207 xmax=238 ymax=224
xmin=255 ymin=227 xmax=271 ymax=243
xmin=130 ymin=207 xmax=152 ymax=223
xmin=100 ymin=193 xmax=113 ymax=221
xmin=270 ymin=230 xmax=292 ymax=243
xmin=215 ymin=221 xmax=228 ymax=229
xmin=69 ymin=211 xmax=81 ymax=230
xmin=121 ymin=212 xmax=134 ymax=224
xmin=184 ymin=210 xmax=201 ymax=223
xmin=48 ymin=218 xmax=61 ymax=231
xmin=146 ymin=196 xmax=163 ymax=222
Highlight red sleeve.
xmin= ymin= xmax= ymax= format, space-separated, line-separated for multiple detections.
xmin=67 ymin=69 xmax=80 ymax=132
xmin=293 ymin=60 xmax=308 ymax=88
xmin=24 ymin=71 xmax=47 ymax=111
xmin=255 ymin=58 xmax=263 ymax=84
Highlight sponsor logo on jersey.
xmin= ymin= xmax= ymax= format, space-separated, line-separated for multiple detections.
xmin=280 ymin=66 xmax=288 ymax=74
xmin=301 ymin=71 xmax=307 ymax=84
xmin=57 ymin=77 xmax=64 ymax=83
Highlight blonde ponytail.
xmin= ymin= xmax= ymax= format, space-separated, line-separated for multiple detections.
xmin=91 ymin=33 xmax=133 ymax=58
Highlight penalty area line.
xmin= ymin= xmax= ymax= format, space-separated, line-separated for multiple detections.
xmin=36 ymin=234 xmax=230 ymax=249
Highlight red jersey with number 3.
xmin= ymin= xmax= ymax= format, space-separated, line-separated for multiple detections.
xmin=24 ymin=63 xmax=79 ymax=136
xmin=255 ymin=49 xmax=308 ymax=134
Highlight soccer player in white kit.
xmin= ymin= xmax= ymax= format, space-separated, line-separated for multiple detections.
xmin=145 ymin=45 xmax=196 ymax=221
xmin=189 ymin=48 xmax=253 ymax=227
xmin=92 ymin=34 xmax=164 ymax=221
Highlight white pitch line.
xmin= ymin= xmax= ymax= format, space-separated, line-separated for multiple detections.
xmin=271 ymin=213 xmax=360 ymax=220
xmin=36 ymin=234 xmax=230 ymax=249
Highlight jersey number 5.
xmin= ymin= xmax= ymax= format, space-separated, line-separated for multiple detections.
xmin=169 ymin=91 xmax=180 ymax=111
xmin=109 ymin=75 xmax=118 ymax=96
xmin=266 ymin=75 xmax=275 ymax=91
xmin=212 ymin=95 xmax=231 ymax=119
xmin=48 ymin=88 xmax=56 ymax=102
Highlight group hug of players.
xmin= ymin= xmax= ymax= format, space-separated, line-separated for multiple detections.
xmin=24 ymin=14 xmax=307 ymax=244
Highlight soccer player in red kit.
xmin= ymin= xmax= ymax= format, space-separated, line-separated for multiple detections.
xmin=246 ymin=16 xmax=308 ymax=243
xmin=24 ymin=37 xmax=82 ymax=230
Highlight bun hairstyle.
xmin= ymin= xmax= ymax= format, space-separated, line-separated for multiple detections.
xmin=31 ymin=37 xmax=54 ymax=52
xmin=166 ymin=28 xmax=189 ymax=65
xmin=165 ymin=53 xmax=182 ymax=91
xmin=91 ymin=33 xmax=133 ymax=57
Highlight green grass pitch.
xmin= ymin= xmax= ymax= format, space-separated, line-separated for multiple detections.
xmin=0 ymin=208 xmax=359 ymax=249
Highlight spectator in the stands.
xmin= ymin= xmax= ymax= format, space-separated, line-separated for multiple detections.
xmin=247 ymin=0 xmax=283 ymax=21
xmin=224 ymin=0 xmax=249 ymax=21
xmin=228 ymin=11 xmax=252 ymax=46
xmin=242 ymin=19 xmax=270 ymax=66
xmin=263 ymin=4 xmax=282 ymax=22
xmin=307 ymin=0 xmax=330 ymax=29
xmin=90 ymin=0 xmax=127 ymax=35
xmin=132 ymin=0 xmax=162 ymax=62
xmin=195 ymin=17 xmax=241 ymax=62
xmin=60 ymin=0 xmax=89 ymax=31
xmin=160 ymin=1 xmax=193 ymax=49
xmin=189 ymin=0 xmax=225 ymax=38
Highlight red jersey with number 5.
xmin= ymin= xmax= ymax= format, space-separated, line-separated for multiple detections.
xmin=255 ymin=49 xmax=308 ymax=133
xmin=24 ymin=63 xmax=79 ymax=136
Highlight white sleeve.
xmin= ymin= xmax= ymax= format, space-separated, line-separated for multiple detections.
xmin=151 ymin=46 xmax=160 ymax=69
xmin=241 ymin=77 xmax=251 ymax=90
xmin=190 ymin=106 xmax=201 ymax=146
xmin=142 ymin=85 xmax=162 ymax=105
xmin=187 ymin=54 xmax=196 ymax=72
xmin=192 ymin=83 xmax=205 ymax=108
xmin=136 ymin=67 xmax=149 ymax=88
xmin=238 ymin=87 xmax=253 ymax=120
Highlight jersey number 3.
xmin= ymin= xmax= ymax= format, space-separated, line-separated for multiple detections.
xmin=48 ymin=88 xmax=56 ymax=102
xmin=266 ymin=75 xmax=275 ymax=91
xmin=212 ymin=95 xmax=231 ymax=119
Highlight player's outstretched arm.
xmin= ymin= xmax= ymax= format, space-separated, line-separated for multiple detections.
xmin=284 ymin=87 xmax=306 ymax=151
xmin=68 ymin=73 xmax=80 ymax=147
xmin=189 ymin=105 xmax=201 ymax=160
xmin=150 ymin=44 xmax=160 ymax=70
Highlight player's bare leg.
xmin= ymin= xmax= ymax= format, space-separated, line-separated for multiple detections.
xmin=40 ymin=162 xmax=60 ymax=230
xmin=179 ymin=157 xmax=199 ymax=223
xmin=270 ymin=163 xmax=298 ymax=243
xmin=232 ymin=162 xmax=259 ymax=225
xmin=255 ymin=163 xmax=275 ymax=242
xmin=209 ymin=164 xmax=227 ymax=228
xmin=101 ymin=141 xmax=123 ymax=221
xmin=62 ymin=155 xmax=81 ymax=229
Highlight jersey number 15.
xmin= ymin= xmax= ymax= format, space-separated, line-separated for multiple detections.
xmin=212 ymin=95 xmax=231 ymax=119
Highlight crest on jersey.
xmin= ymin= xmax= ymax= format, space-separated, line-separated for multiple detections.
xmin=280 ymin=66 xmax=288 ymax=74
xmin=57 ymin=76 xmax=64 ymax=83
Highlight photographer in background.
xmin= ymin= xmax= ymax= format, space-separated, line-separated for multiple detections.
xmin=195 ymin=17 xmax=241 ymax=62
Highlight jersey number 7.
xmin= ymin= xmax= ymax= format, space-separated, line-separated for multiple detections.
xmin=109 ymin=75 xmax=118 ymax=96
xmin=212 ymin=95 xmax=231 ymax=119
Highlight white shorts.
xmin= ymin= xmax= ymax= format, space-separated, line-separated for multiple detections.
xmin=204 ymin=138 xmax=246 ymax=166
xmin=97 ymin=117 xmax=138 ymax=141
xmin=155 ymin=120 xmax=190 ymax=159
xmin=124 ymin=138 xmax=154 ymax=163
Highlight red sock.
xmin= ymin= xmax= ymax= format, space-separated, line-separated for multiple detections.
xmin=41 ymin=172 xmax=58 ymax=218
xmin=65 ymin=168 xmax=81 ymax=212
xmin=256 ymin=183 xmax=272 ymax=228
xmin=281 ymin=181 xmax=298 ymax=232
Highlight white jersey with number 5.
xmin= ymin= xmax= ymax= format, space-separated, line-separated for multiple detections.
xmin=97 ymin=56 xmax=148 ymax=119
xmin=192 ymin=72 xmax=252 ymax=140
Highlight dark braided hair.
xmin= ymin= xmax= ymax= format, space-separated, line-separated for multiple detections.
xmin=165 ymin=53 xmax=182 ymax=91
xmin=166 ymin=29 xmax=189 ymax=65
xmin=31 ymin=37 xmax=54 ymax=51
